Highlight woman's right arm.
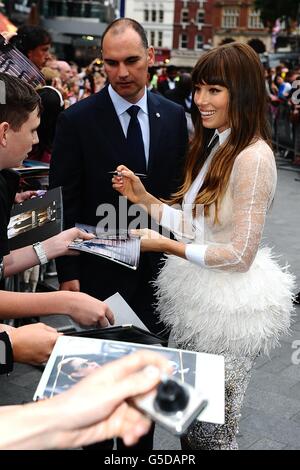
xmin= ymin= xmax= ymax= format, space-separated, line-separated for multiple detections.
xmin=112 ymin=165 xmax=163 ymax=221
xmin=112 ymin=165 xmax=193 ymax=240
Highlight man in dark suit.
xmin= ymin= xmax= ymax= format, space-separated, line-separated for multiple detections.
xmin=49 ymin=18 xmax=188 ymax=338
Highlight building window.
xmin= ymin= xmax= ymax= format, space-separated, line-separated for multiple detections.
xmin=150 ymin=31 xmax=155 ymax=46
xmin=197 ymin=9 xmax=205 ymax=24
xmin=195 ymin=34 xmax=203 ymax=50
xmin=248 ymin=9 xmax=264 ymax=29
xmin=152 ymin=9 xmax=157 ymax=22
xmin=181 ymin=9 xmax=189 ymax=23
xmin=159 ymin=9 xmax=164 ymax=23
xmin=144 ymin=9 xmax=149 ymax=22
xmin=180 ymin=33 xmax=188 ymax=49
xmin=158 ymin=31 xmax=163 ymax=47
xmin=222 ymin=7 xmax=240 ymax=29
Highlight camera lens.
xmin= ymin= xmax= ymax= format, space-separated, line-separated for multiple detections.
xmin=154 ymin=379 xmax=189 ymax=414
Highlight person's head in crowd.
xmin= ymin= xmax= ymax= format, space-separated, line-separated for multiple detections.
xmin=147 ymin=66 xmax=158 ymax=89
xmin=46 ymin=59 xmax=60 ymax=72
xmin=69 ymin=61 xmax=79 ymax=78
xmin=93 ymin=71 xmax=107 ymax=92
xmin=148 ymin=66 xmax=156 ymax=81
xmin=281 ymin=66 xmax=289 ymax=78
xmin=285 ymin=70 xmax=298 ymax=84
xmin=275 ymin=65 xmax=283 ymax=76
xmin=41 ymin=66 xmax=60 ymax=86
xmin=82 ymin=75 xmax=94 ymax=96
xmin=294 ymin=66 xmax=300 ymax=76
xmin=157 ymin=66 xmax=167 ymax=80
xmin=69 ymin=78 xmax=80 ymax=96
xmin=87 ymin=58 xmax=104 ymax=76
xmin=274 ymin=74 xmax=284 ymax=88
xmin=175 ymin=72 xmax=192 ymax=98
xmin=56 ymin=61 xmax=73 ymax=84
xmin=101 ymin=17 xmax=155 ymax=103
xmin=268 ymin=67 xmax=276 ymax=78
xmin=166 ymin=65 xmax=178 ymax=82
xmin=14 ymin=25 xmax=52 ymax=70
xmin=0 ymin=73 xmax=41 ymax=169
xmin=58 ymin=356 xmax=100 ymax=382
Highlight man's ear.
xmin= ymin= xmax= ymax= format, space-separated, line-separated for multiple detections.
xmin=0 ymin=122 xmax=9 ymax=147
xmin=147 ymin=46 xmax=155 ymax=67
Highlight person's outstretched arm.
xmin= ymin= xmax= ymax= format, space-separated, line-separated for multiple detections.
xmin=0 ymin=289 xmax=114 ymax=327
xmin=3 ymin=228 xmax=94 ymax=278
xmin=0 ymin=229 xmax=115 ymax=326
xmin=0 ymin=351 xmax=170 ymax=450
xmin=1 ymin=228 xmax=116 ymax=326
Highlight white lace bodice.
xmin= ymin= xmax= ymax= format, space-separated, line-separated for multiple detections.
xmin=161 ymin=139 xmax=277 ymax=272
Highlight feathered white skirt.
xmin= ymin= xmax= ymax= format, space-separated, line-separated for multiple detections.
xmin=155 ymin=247 xmax=295 ymax=356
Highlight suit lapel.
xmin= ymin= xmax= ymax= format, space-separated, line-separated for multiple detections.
xmin=147 ymin=91 xmax=162 ymax=174
xmin=94 ymin=87 xmax=127 ymax=168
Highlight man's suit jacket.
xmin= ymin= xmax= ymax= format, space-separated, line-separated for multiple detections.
xmin=49 ymin=86 xmax=188 ymax=333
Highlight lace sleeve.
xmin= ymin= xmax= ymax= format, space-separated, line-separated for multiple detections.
xmin=160 ymin=203 xmax=195 ymax=241
xmin=203 ymin=142 xmax=277 ymax=272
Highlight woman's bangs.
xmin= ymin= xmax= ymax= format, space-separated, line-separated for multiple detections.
xmin=192 ymin=53 xmax=227 ymax=88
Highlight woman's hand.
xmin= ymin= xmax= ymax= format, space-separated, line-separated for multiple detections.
xmin=43 ymin=227 xmax=95 ymax=259
xmin=131 ymin=228 xmax=169 ymax=253
xmin=14 ymin=191 xmax=37 ymax=204
xmin=10 ymin=323 xmax=61 ymax=365
xmin=112 ymin=165 xmax=148 ymax=205
xmin=62 ymin=291 xmax=115 ymax=327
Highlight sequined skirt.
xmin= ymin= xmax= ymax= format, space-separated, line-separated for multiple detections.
xmin=181 ymin=353 xmax=256 ymax=450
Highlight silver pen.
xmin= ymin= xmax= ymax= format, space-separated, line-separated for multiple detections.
xmin=108 ymin=171 xmax=147 ymax=179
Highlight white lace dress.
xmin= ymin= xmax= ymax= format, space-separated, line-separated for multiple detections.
xmin=156 ymin=139 xmax=295 ymax=357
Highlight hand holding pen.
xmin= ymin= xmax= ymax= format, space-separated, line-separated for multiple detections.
xmin=111 ymin=165 xmax=149 ymax=205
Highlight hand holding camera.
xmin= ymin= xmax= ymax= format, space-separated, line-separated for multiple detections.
xmin=133 ymin=375 xmax=208 ymax=435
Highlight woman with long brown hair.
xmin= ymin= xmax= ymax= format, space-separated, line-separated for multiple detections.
xmin=112 ymin=42 xmax=295 ymax=449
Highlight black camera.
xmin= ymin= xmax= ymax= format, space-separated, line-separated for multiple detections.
xmin=134 ymin=375 xmax=208 ymax=435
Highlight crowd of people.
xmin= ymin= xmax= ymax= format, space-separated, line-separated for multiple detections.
xmin=265 ymin=64 xmax=300 ymax=166
xmin=0 ymin=17 xmax=299 ymax=450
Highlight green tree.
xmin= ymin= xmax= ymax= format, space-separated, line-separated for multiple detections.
xmin=254 ymin=0 xmax=299 ymax=29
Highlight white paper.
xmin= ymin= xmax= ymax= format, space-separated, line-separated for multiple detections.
xmin=104 ymin=292 xmax=149 ymax=331
xmin=34 ymin=335 xmax=225 ymax=424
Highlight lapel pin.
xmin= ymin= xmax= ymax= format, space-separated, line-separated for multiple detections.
xmin=156 ymin=112 xmax=160 ymax=118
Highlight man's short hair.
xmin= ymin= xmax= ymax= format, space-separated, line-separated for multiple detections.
xmin=101 ymin=18 xmax=148 ymax=52
xmin=0 ymin=73 xmax=41 ymax=131
xmin=14 ymin=25 xmax=52 ymax=56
